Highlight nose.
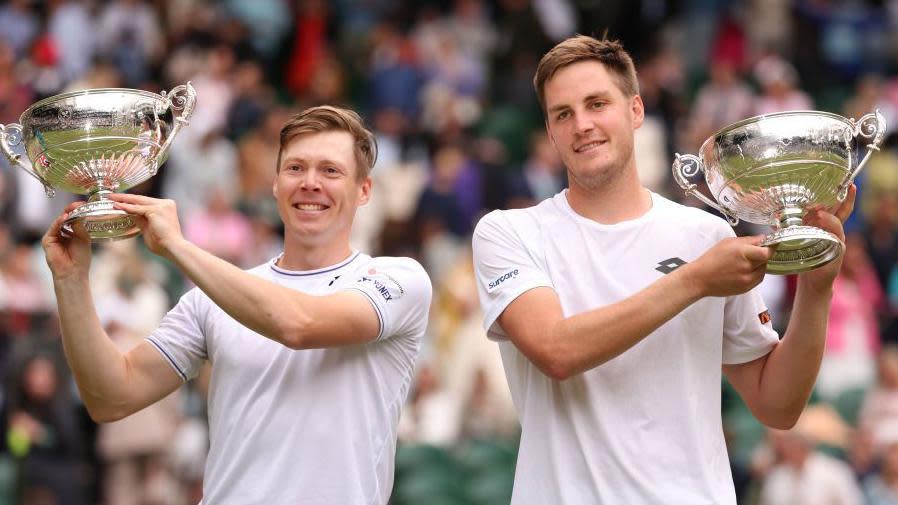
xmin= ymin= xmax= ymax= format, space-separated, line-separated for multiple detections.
xmin=299 ymin=168 xmax=322 ymax=191
xmin=573 ymin=111 xmax=594 ymax=135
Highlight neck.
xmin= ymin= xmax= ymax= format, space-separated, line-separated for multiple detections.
xmin=566 ymin=167 xmax=652 ymax=224
xmin=277 ymin=233 xmax=354 ymax=271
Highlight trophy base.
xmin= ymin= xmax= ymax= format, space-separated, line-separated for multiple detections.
xmin=63 ymin=200 xmax=141 ymax=241
xmin=760 ymin=226 xmax=843 ymax=275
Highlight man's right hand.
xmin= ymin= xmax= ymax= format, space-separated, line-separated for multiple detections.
xmin=42 ymin=202 xmax=92 ymax=281
xmin=682 ymin=235 xmax=773 ymax=298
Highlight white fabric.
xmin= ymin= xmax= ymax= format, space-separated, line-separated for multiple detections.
xmin=147 ymin=252 xmax=432 ymax=505
xmin=472 ymin=190 xmax=779 ymax=505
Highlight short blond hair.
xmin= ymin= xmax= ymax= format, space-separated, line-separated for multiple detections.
xmin=533 ymin=35 xmax=639 ymax=114
xmin=277 ymin=105 xmax=377 ymax=179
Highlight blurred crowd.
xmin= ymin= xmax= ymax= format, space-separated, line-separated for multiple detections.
xmin=1 ymin=0 xmax=898 ymax=504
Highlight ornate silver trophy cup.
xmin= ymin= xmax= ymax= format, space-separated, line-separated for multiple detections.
xmin=673 ymin=110 xmax=885 ymax=274
xmin=0 ymin=83 xmax=197 ymax=241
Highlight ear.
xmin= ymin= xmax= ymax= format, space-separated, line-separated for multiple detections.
xmin=631 ymin=95 xmax=645 ymax=130
xmin=272 ymin=174 xmax=278 ymax=199
xmin=357 ymin=177 xmax=372 ymax=207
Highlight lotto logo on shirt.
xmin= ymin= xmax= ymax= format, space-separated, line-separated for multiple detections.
xmin=358 ymin=270 xmax=405 ymax=301
xmin=487 ymin=269 xmax=519 ymax=292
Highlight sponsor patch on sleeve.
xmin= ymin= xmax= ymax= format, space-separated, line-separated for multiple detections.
xmin=758 ymin=310 xmax=771 ymax=325
xmin=487 ymin=269 xmax=519 ymax=293
xmin=356 ymin=268 xmax=405 ymax=302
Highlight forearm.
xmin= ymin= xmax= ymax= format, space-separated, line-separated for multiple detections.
xmin=54 ymin=276 xmax=132 ymax=415
xmin=547 ymin=267 xmax=705 ymax=378
xmin=164 ymin=238 xmax=311 ymax=347
xmin=755 ymin=278 xmax=832 ymax=420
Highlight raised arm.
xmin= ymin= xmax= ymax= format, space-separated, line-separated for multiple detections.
xmin=476 ymin=215 xmax=772 ymax=380
xmin=724 ymin=185 xmax=857 ymax=429
xmin=108 ymin=194 xmax=381 ymax=349
xmin=43 ymin=206 xmax=182 ymax=423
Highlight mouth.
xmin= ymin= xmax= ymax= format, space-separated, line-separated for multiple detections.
xmin=574 ymin=140 xmax=606 ymax=153
xmin=292 ymin=203 xmax=330 ymax=212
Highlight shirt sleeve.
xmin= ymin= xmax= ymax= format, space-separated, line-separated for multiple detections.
xmin=472 ymin=210 xmax=554 ymax=341
xmin=341 ymin=257 xmax=433 ymax=341
xmin=146 ymin=288 xmax=209 ymax=381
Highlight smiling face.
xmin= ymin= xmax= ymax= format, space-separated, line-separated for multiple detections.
xmin=543 ymin=60 xmax=643 ymax=193
xmin=273 ymin=130 xmax=371 ymax=248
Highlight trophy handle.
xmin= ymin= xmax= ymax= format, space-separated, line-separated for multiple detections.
xmin=673 ymin=153 xmax=739 ymax=226
xmin=156 ymin=82 xmax=197 ymax=171
xmin=840 ymin=109 xmax=886 ymax=200
xmin=0 ymin=123 xmax=55 ymax=197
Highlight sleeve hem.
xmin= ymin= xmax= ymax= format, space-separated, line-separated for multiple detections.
xmin=341 ymin=287 xmax=386 ymax=340
xmin=722 ymin=340 xmax=777 ymax=365
xmin=146 ymin=336 xmax=189 ymax=382
xmin=483 ymin=281 xmax=555 ymax=340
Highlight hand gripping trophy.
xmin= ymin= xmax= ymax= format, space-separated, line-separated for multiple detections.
xmin=673 ymin=110 xmax=886 ymax=274
xmin=0 ymin=83 xmax=197 ymax=241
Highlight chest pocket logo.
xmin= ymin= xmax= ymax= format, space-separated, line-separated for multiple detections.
xmin=655 ymin=257 xmax=686 ymax=274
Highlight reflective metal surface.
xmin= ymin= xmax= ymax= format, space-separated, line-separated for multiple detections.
xmin=0 ymin=84 xmax=196 ymax=240
xmin=673 ymin=110 xmax=885 ymax=274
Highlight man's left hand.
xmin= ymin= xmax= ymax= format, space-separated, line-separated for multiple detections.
xmin=108 ymin=193 xmax=185 ymax=259
xmin=798 ymin=183 xmax=856 ymax=292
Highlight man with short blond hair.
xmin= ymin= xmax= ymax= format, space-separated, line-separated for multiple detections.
xmin=45 ymin=105 xmax=432 ymax=504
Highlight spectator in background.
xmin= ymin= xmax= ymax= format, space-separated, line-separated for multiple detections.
xmin=0 ymin=0 xmax=38 ymax=58
xmin=7 ymin=355 xmax=88 ymax=505
xmin=817 ymin=233 xmax=883 ymax=401
xmin=516 ymin=131 xmax=564 ymax=203
xmin=47 ymin=0 xmax=95 ymax=84
xmin=96 ymin=0 xmax=164 ymax=87
xmin=753 ymin=55 xmax=814 ymax=115
xmin=759 ymin=417 xmax=863 ymax=505
xmin=859 ymin=346 xmax=898 ymax=446
xmin=864 ymin=422 xmax=898 ymax=505
xmin=684 ymin=57 xmax=755 ymax=151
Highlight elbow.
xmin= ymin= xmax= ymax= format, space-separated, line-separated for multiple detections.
xmin=543 ymin=364 xmax=576 ymax=382
xmin=85 ymin=404 xmax=128 ymax=424
xmin=536 ymin=351 xmax=579 ymax=382
xmin=763 ymin=413 xmax=801 ymax=431
xmin=756 ymin=406 xmax=803 ymax=431
xmin=279 ymin=312 xmax=314 ymax=350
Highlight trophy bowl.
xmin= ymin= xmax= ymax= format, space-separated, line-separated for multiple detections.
xmin=673 ymin=109 xmax=885 ymax=274
xmin=0 ymin=83 xmax=197 ymax=241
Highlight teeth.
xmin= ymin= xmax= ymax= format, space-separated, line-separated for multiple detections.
xmin=296 ymin=204 xmax=326 ymax=211
xmin=576 ymin=141 xmax=602 ymax=153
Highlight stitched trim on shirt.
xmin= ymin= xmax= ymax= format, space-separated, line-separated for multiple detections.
xmin=146 ymin=337 xmax=188 ymax=382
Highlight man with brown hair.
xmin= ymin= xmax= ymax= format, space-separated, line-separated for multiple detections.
xmin=472 ymin=35 xmax=853 ymax=504
xmin=44 ymin=105 xmax=432 ymax=504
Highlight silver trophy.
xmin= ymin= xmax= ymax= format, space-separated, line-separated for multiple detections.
xmin=673 ymin=110 xmax=885 ymax=274
xmin=0 ymin=83 xmax=197 ymax=241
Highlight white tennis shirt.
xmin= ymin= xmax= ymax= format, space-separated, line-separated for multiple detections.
xmin=473 ymin=191 xmax=778 ymax=505
xmin=147 ymin=252 xmax=432 ymax=505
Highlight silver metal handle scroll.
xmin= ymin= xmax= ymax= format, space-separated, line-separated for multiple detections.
xmin=840 ymin=109 xmax=886 ymax=200
xmin=672 ymin=153 xmax=739 ymax=226
xmin=0 ymin=123 xmax=55 ymax=197
xmin=154 ymin=81 xmax=197 ymax=174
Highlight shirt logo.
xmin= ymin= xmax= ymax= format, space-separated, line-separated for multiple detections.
xmin=655 ymin=257 xmax=686 ymax=274
xmin=487 ymin=269 xmax=519 ymax=292
xmin=759 ymin=310 xmax=771 ymax=325
xmin=357 ymin=270 xmax=405 ymax=301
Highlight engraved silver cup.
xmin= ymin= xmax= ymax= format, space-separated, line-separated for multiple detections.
xmin=0 ymin=83 xmax=197 ymax=241
xmin=673 ymin=110 xmax=885 ymax=274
